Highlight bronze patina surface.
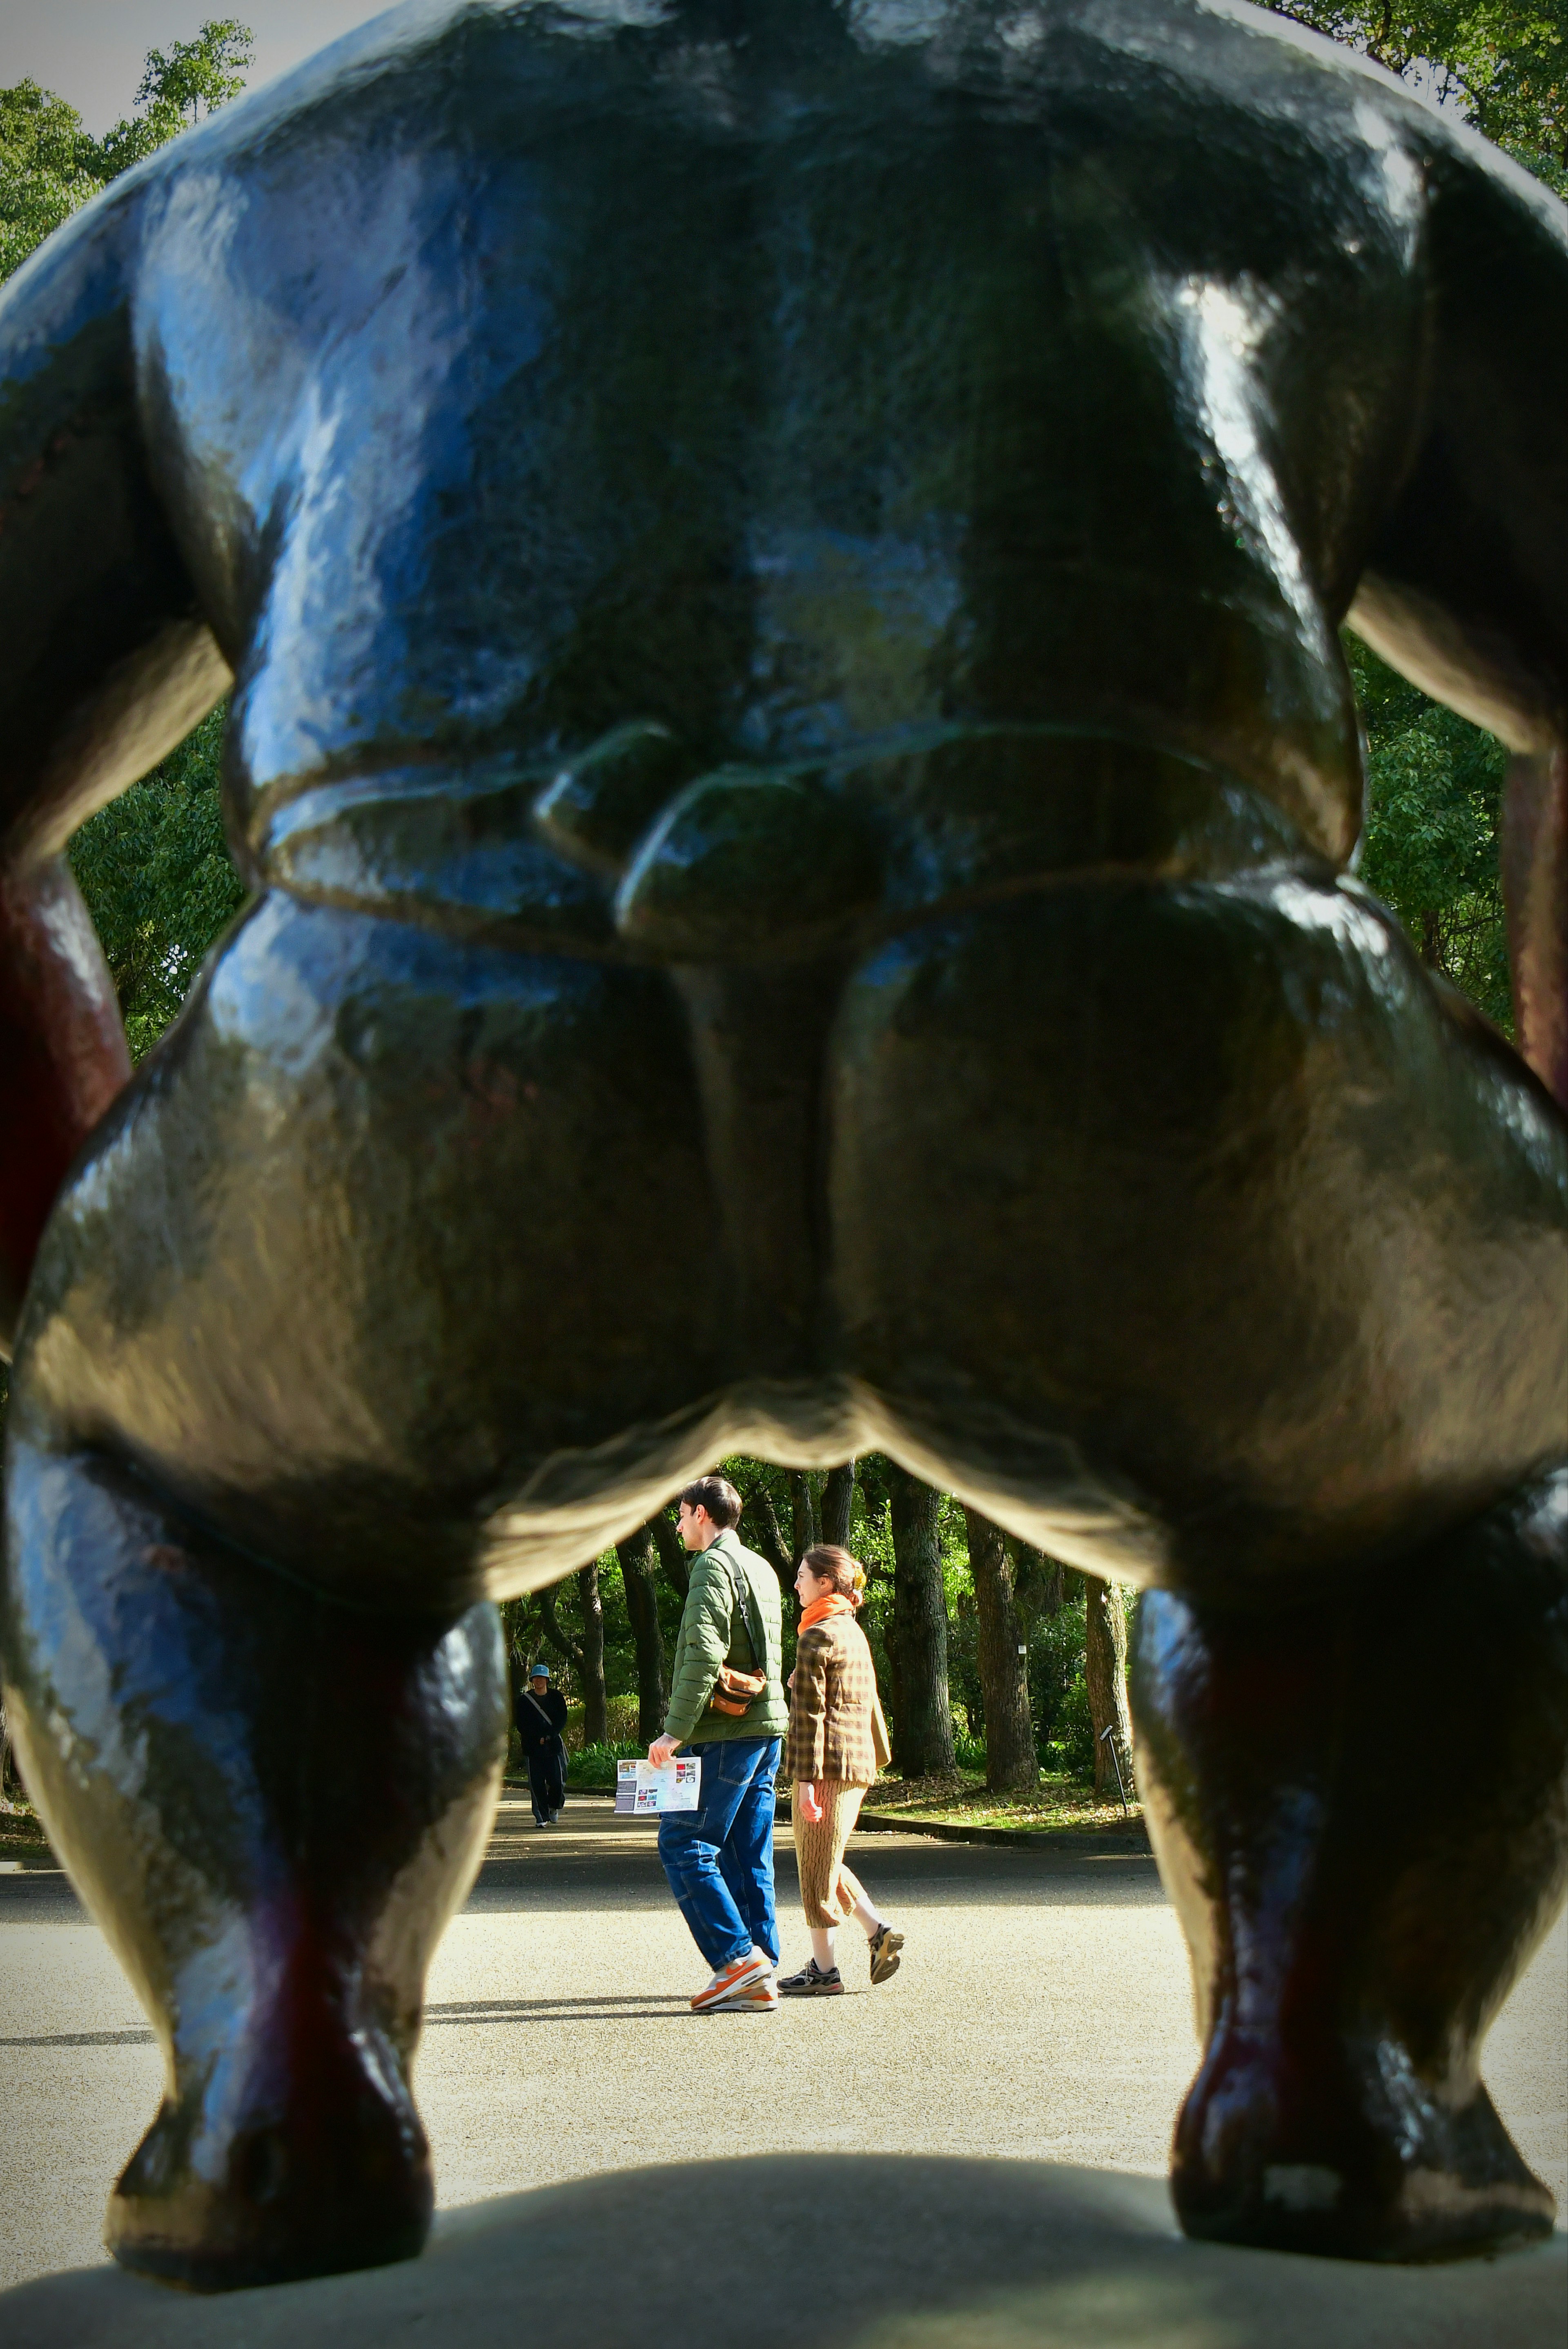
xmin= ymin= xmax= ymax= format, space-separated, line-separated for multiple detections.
xmin=0 ymin=0 xmax=1563 ymax=2291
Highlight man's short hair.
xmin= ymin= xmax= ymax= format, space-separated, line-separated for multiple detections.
xmin=679 ymin=1474 xmax=742 ymax=1529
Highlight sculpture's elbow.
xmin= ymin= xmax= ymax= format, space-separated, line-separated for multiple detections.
xmin=0 ymin=856 xmax=131 ymax=1357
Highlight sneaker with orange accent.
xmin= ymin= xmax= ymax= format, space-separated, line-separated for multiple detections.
xmin=690 ymin=1950 xmax=772 ymax=2012
xmin=723 ymin=1975 xmax=780 ymax=2012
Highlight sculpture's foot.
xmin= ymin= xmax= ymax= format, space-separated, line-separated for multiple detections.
xmin=0 ymin=1438 xmax=508 ymax=2290
xmin=1172 ymin=2030 xmax=1553 ymax=2262
xmin=107 ymin=2033 xmax=432 ymax=2291
xmin=1134 ymin=1468 xmax=1568 ymax=2264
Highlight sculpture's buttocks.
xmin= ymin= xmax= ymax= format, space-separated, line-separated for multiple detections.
xmin=129 ymin=0 xmax=1434 ymax=956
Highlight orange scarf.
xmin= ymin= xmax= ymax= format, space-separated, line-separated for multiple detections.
xmin=799 ymin=1592 xmax=855 ymax=1632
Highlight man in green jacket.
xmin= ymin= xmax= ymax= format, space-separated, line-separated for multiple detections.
xmin=647 ymin=1475 xmax=788 ymax=2012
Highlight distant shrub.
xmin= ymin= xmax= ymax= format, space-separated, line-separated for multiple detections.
xmin=1027 ymin=1601 xmax=1087 ymax=1748
xmin=1051 ymin=1677 xmax=1097 ymax=1776
xmin=951 ymin=1720 xmax=1098 ymax=1783
xmin=567 ymin=1739 xmax=643 ymax=1789
xmin=563 ymin=1694 xmax=640 ymax=1751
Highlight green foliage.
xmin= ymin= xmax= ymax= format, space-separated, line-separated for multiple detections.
xmin=3 ymin=36 xmax=258 ymax=1061
xmin=1263 ymin=13 xmax=1540 ymax=1033
xmin=503 ymin=1556 xmax=686 ymax=1717
xmin=67 ymin=708 xmax=247 ymax=1060
xmin=1270 ymin=2 xmax=1567 ymax=191
xmin=1027 ymin=1594 xmax=1094 ymax=1769
xmin=99 ymin=21 xmax=256 ymax=179
xmin=1349 ymin=635 xmax=1513 ymax=1029
xmin=1 ymin=22 xmax=254 ymax=285
xmin=0 ymin=80 xmax=106 ymax=278
xmin=564 ymin=1693 xmax=641 ymax=1750
xmin=567 ymin=1739 xmax=645 ymax=1788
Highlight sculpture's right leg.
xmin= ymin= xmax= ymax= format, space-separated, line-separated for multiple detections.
xmin=0 ymin=1430 xmax=509 ymax=2289
xmin=830 ymin=855 xmax=1567 ymax=2263
xmin=1133 ymin=1469 xmax=1567 ymax=2262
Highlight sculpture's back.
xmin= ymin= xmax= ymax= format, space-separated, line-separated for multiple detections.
xmin=0 ymin=0 xmax=1563 ymax=2292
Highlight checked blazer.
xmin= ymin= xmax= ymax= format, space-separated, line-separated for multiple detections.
xmin=785 ymin=1610 xmax=890 ymax=1786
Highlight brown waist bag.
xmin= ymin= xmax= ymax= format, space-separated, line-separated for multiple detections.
xmin=709 ymin=1663 xmax=766 ymax=1717
xmin=707 ymin=1552 xmax=769 ymax=1717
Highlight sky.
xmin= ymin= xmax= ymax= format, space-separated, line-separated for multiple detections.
xmin=0 ymin=1 xmax=397 ymax=133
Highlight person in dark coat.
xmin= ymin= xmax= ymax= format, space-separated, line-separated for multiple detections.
xmin=515 ymin=1663 xmax=568 ymax=1828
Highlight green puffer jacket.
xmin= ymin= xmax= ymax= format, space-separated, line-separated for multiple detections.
xmin=663 ymin=1528 xmax=788 ymax=1747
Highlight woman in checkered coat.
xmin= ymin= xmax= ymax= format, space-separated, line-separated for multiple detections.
xmin=778 ymin=1545 xmax=905 ymax=1997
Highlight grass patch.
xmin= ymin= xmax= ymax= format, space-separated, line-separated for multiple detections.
xmin=502 ymin=1741 xmax=642 ymax=1791
xmin=863 ymin=1768 xmax=1142 ymax=1836
xmin=0 ymin=1803 xmax=56 ymax=1865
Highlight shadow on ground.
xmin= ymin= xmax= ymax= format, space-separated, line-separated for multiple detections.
xmin=0 ymin=2156 xmax=1560 ymax=2349
xmin=0 ymin=1799 xmax=1170 ymax=1925
xmin=466 ymin=1800 xmax=1169 ymax=1914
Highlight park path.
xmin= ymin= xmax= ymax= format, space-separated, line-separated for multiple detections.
xmin=1 ymin=1793 xmax=1563 ymax=2298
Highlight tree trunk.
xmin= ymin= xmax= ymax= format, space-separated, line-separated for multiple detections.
xmin=616 ymin=1526 xmax=667 ymax=1745
xmin=737 ymin=1481 xmax=791 ymax=1586
xmin=787 ymin=1470 xmax=820 ymax=1563
xmin=886 ymin=1467 xmax=956 ymax=1778
xmin=500 ymin=1603 xmax=530 ymax=1727
xmin=576 ymin=1562 xmax=608 ymax=1746
xmin=1420 ymin=906 xmax=1443 ymax=969
xmin=648 ymin=1510 xmax=690 ymax=1601
xmin=1083 ymin=1574 xmax=1134 ymax=1802
xmin=821 ymin=1461 xmax=856 ymax=1548
xmin=537 ymin=1588 xmax=581 ymax=1714
xmin=0 ymin=1696 xmax=18 ymax=1809
xmin=964 ymin=1509 xmax=1038 ymax=1795
xmin=1013 ymin=1541 xmax=1064 ymax=1619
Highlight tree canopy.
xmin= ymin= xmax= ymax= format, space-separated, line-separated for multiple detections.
xmin=0 ymin=23 xmax=254 ymax=280
xmin=1275 ymin=3 xmax=1566 ymax=191
xmin=0 ymin=80 xmax=110 ymax=278
xmin=1 ymin=28 xmax=255 ymax=1049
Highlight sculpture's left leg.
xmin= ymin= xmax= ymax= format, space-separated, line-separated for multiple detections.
xmin=1 ymin=1434 xmax=508 ymax=2290
xmin=1133 ymin=1467 xmax=1567 ymax=2262
xmin=0 ymin=888 xmax=728 ymax=2288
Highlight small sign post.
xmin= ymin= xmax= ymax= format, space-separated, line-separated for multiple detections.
xmin=1099 ymin=1724 xmax=1133 ymax=1818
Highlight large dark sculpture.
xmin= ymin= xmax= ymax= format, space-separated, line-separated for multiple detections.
xmin=0 ymin=0 xmax=1563 ymax=2293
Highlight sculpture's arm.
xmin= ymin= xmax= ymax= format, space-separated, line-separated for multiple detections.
xmin=1349 ymin=145 xmax=1568 ymax=1109
xmin=0 ymin=193 xmax=231 ymax=1347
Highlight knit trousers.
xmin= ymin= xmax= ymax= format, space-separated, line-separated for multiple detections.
xmin=792 ymin=1779 xmax=873 ymax=1927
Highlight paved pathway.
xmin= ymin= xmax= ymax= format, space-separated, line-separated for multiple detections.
xmin=1 ymin=1792 xmax=1562 ymax=2340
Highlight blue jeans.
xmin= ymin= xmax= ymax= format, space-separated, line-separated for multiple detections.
xmin=658 ymin=1735 xmax=782 ymax=1973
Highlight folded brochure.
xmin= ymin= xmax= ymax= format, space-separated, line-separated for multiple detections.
xmin=615 ymin=1757 xmax=701 ymax=1815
